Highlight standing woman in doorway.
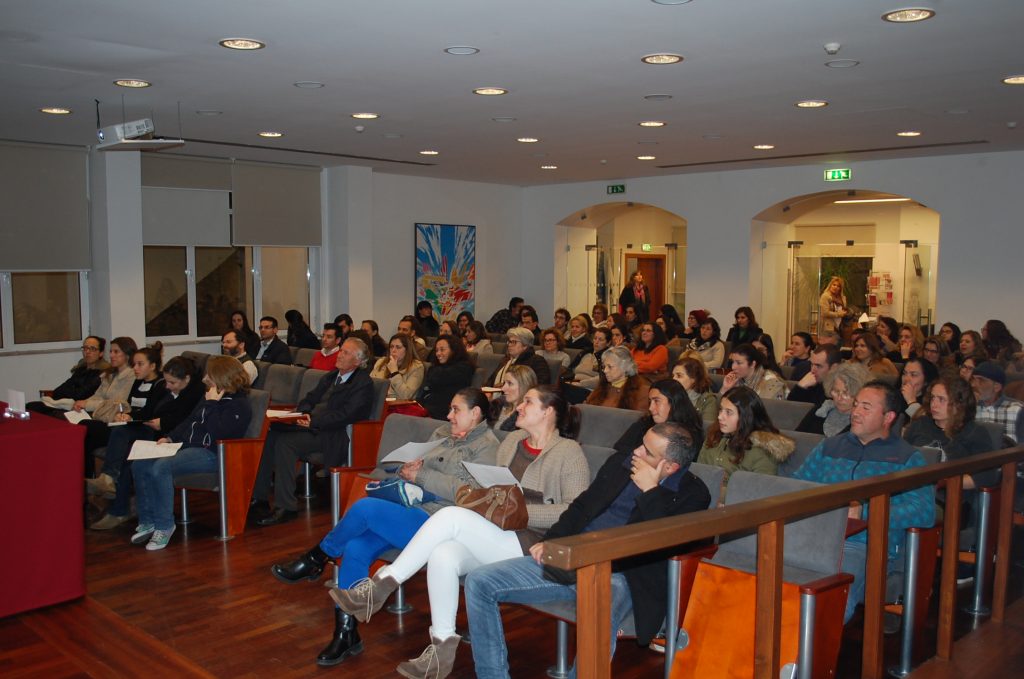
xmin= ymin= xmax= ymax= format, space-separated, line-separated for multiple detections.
xmin=619 ymin=270 xmax=651 ymax=322
xmin=819 ymin=277 xmax=849 ymax=338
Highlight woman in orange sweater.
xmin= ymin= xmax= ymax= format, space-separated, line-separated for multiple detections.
xmin=632 ymin=322 xmax=669 ymax=377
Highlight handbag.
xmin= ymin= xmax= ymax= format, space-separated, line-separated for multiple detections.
xmin=455 ymin=484 xmax=529 ymax=530
xmin=365 ymin=478 xmax=425 ymax=508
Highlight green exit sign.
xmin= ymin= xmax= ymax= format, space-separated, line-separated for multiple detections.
xmin=641 ymin=243 xmax=653 ymax=252
xmin=607 ymin=184 xmax=626 ymax=194
xmin=824 ymin=168 xmax=852 ymax=182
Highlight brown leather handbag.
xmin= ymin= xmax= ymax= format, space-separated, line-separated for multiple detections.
xmin=455 ymin=484 xmax=529 ymax=530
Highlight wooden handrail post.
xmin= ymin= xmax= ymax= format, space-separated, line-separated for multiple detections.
xmin=991 ymin=461 xmax=1017 ymax=623
xmin=862 ymin=494 xmax=890 ymax=679
xmin=937 ymin=476 xmax=963 ymax=659
xmin=754 ymin=520 xmax=783 ymax=679
xmin=575 ymin=560 xmax=612 ymax=679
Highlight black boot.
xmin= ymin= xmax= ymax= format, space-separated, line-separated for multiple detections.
xmin=316 ymin=608 xmax=363 ymax=666
xmin=270 ymin=545 xmax=330 ymax=584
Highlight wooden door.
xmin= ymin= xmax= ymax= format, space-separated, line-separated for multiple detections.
xmin=624 ymin=254 xmax=665 ymax=322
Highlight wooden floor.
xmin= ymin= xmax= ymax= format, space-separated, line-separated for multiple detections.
xmin=908 ymin=598 xmax=1024 ymax=678
xmin=2 ymin=485 xmax=1022 ymax=678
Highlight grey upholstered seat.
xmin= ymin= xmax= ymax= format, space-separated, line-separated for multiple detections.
xmin=293 ymin=348 xmax=317 ymax=367
xmin=776 ymin=429 xmax=824 ymax=477
xmin=262 ymin=364 xmax=305 ymax=405
xmin=762 ymin=399 xmax=814 ymax=431
xmin=297 ymin=368 xmax=329 ymax=401
xmin=575 ymin=404 xmax=643 ymax=448
xmin=180 ymin=350 xmax=210 ymax=376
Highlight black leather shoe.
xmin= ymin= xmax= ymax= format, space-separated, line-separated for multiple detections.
xmin=271 ymin=548 xmax=328 ymax=584
xmin=316 ymin=609 xmax=363 ymax=666
xmin=249 ymin=499 xmax=271 ymax=518
xmin=257 ymin=507 xmax=298 ymax=526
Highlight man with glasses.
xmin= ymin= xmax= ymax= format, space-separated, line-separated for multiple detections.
xmin=971 ymin=361 xmax=1024 ymax=444
xmin=27 ymin=336 xmax=110 ymax=417
xmin=255 ymin=316 xmax=292 ymax=364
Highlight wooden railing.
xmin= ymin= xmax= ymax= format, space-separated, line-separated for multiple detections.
xmin=543 ymin=445 xmax=1024 ymax=679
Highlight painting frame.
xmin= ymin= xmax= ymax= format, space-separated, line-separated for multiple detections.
xmin=415 ymin=223 xmax=476 ymax=321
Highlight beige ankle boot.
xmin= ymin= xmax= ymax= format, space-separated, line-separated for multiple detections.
xmin=396 ymin=629 xmax=461 ymax=679
xmin=328 ymin=572 xmax=400 ymax=623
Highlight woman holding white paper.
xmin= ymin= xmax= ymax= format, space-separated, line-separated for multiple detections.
xmin=269 ymin=387 xmax=500 ymax=667
xmin=328 ymin=385 xmax=588 ymax=679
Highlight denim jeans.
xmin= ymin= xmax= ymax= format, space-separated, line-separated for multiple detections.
xmin=103 ymin=424 xmax=158 ymax=481
xmin=133 ymin=446 xmax=216 ymax=530
xmin=319 ymin=497 xmax=429 ymax=588
xmin=842 ymin=539 xmax=903 ymax=623
xmin=465 ymin=556 xmax=633 ymax=679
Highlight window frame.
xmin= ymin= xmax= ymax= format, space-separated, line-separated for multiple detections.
xmin=0 ymin=270 xmax=90 ymax=352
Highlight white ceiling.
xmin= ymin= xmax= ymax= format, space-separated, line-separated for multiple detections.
xmin=1 ymin=0 xmax=1022 ymax=186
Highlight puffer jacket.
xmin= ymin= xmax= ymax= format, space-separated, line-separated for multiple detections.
xmin=697 ymin=430 xmax=796 ymax=484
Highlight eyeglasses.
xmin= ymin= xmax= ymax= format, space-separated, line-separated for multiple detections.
xmin=81 ymin=345 xmax=101 ymax=352
xmin=506 ymin=339 xmax=522 ymax=346
xmin=831 ymin=389 xmax=852 ymax=400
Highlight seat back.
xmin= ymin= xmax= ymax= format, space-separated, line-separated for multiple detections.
xmin=375 ymin=414 xmax=442 ymax=467
xmin=263 ymin=364 xmax=306 ymax=405
xmin=298 ymin=369 xmax=329 ymax=401
xmin=918 ymin=446 xmax=943 ymax=465
xmin=580 ymin=444 xmax=615 ymax=482
xmin=293 ymin=348 xmax=317 ymax=367
xmin=564 ymin=347 xmax=582 ymax=364
xmin=575 ymin=404 xmax=644 ymax=447
xmin=667 ymin=345 xmax=684 ymax=366
xmin=690 ymin=462 xmax=726 ymax=508
xmin=543 ymin=356 xmax=563 ymax=385
xmin=470 ymin=367 xmax=488 ymax=388
xmin=762 ymin=399 xmax=814 ymax=431
xmin=978 ymin=421 xmax=1009 ymax=449
xmin=474 ymin=352 xmax=506 ymax=385
xmin=181 ymin=351 xmax=210 ymax=376
xmin=289 ymin=345 xmax=300 ymax=362
xmin=369 ymin=377 xmax=390 ymax=420
xmin=776 ymin=430 xmax=824 ymax=477
xmin=252 ymin=360 xmax=271 ymax=389
xmin=779 ymin=365 xmax=795 ymax=380
xmin=709 ymin=373 xmax=724 ymax=393
xmin=243 ymin=389 xmax=271 ymax=438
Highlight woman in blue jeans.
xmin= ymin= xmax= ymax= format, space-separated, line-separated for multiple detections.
xmin=269 ymin=387 xmax=499 ymax=667
xmin=132 ymin=356 xmax=252 ymax=551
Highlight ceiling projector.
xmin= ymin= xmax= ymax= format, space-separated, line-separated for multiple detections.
xmin=96 ymin=118 xmax=184 ymax=151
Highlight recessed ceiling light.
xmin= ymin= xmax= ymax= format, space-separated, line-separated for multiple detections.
xmin=293 ymin=81 xmax=324 ymax=89
xmin=541 ymin=165 xmax=558 ymax=170
xmin=881 ymin=8 xmax=935 ymax=23
xmin=639 ymin=120 xmax=666 ymax=127
xmin=825 ymin=59 xmax=860 ymax=69
xmin=114 ymin=79 xmax=150 ymax=88
xmin=444 ymin=46 xmax=479 ymax=55
xmin=644 ymin=94 xmax=673 ymax=102
xmin=753 ymin=144 xmax=775 ymax=150
xmin=492 ymin=116 xmax=517 ymax=123
xmin=641 ymin=53 xmax=683 ymax=65
xmin=258 ymin=131 xmax=283 ymax=138
xmin=473 ymin=87 xmax=508 ymax=96
xmin=39 ymin=107 xmax=71 ymax=115
xmin=896 ymin=130 xmax=922 ymax=137
xmin=637 ymin=155 xmax=657 ymax=161
xmin=517 ymin=137 xmax=539 ymax=143
xmin=219 ymin=38 xmax=265 ymax=50
xmin=796 ymin=99 xmax=829 ymax=108
xmin=419 ymin=149 xmax=439 ymax=156
xmin=1003 ymin=75 xmax=1024 ymax=85
xmin=835 ymin=197 xmax=912 ymax=204
xmin=351 ymin=112 xmax=379 ymax=120
xmin=195 ymin=110 xmax=223 ymax=116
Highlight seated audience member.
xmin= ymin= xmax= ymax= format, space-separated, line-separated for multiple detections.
xmin=285 ymin=309 xmax=320 ymax=349
xmin=619 ymin=270 xmax=651 ymax=322
xmin=270 ymin=388 xmax=500 ymax=667
xmin=610 ymin=322 xmax=633 ymax=349
xmin=255 ymin=316 xmax=292 ymax=364
xmin=416 ymin=301 xmax=440 ymax=338
xmin=726 ymin=306 xmax=761 ymax=346
xmin=419 ymin=335 xmax=475 ymax=420
xmin=957 ymin=330 xmax=987 ymax=367
xmin=721 ymin=343 xmax=787 ymax=400
xmin=959 ymin=355 xmax=979 ymax=382
xmin=886 ymin=323 xmax=924 ymax=363
xmin=940 ymin=322 xmax=962 ymax=355
xmin=518 ymin=305 xmax=542 ymax=343
xmin=982 ymin=319 xmax=1022 ymax=365
xmin=132 ymin=356 xmax=253 ymax=550
xmin=570 ymin=327 xmax=610 ymax=391
xmin=817 ymin=329 xmax=841 ymax=346
xmin=899 ymin=358 xmax=939 ymax=420
xmin=788 ymin=343 xmax=842 ymax=407
xmin=463 ymin=320 xmax=493 ymax=354
xmin=782 ymin=332 xmax=815 ymax=381
xmin=328 ymin=386 xmax=588 ymax=678
xmin=687 ymin=316 xmax=726 ymax=370
xmin=538 ymin=327 xmax=572 ymax=375
xmin=221 ymin=330 xmax=258 ymax=384
xmin=565 ymin=314 xmax=594 ymax=354
xmin=585 ymin=345 xmax=650 ymax=412
xmin=370 ymin=334 xmax=426 ymax=400
xmin=904 ymin=375 xmax=998 ymax=488
xmin=485 ymin=297 xmax=524 ymax=335
xmin=553 ymin=307 xmax=571 ymax=339
xmin=395 ymin=315 xmax=428 ymax=358
xmin=751 ymin=333 xmax=785 ymax=376
xmin=819 ymin=276 xmax=849 ymax=337
xmin=699 ymin=385 xmax=794 ymax=485
xmin=673 ymin=308 xmax=708 ymax=346
xmin=616 ymin=379 xmax=704 ymax=455
xmin=672 ymin=357 xmax=719 ymax=422
xmin=491 ymin=365 xmax=538 ymax=432
xmin=792 ymin=381 xmax=935 ymax=623
xmin=796 ymin=362 xmax=871 ymax=436
xmin=253 ymin=338 xmax=375 ymax=526
xmin=360 ymin=320 xmax=388 ymax=358
xmin=623 ymin=304 xmax=643 ymax=339
xmin=438 ymin=320 xmax=459 ymax=337
xmin=657 ymin=304 xmax=684 ymax=339
xmin=488 ymin=327 xmax=550 ymax=386
xmin=970 ymin=361 xmax=1024 ymax=444
xmin=874 ymin=316 xmax=901 ymax=356
xmin=72 ymin=337 xmax=138 ymax=460
xmin=334 ymin=314 xmax=354 ymax=340
xmin=632 ymin=322 xmax=669 ymax=376
xmin=88 ymin=356 xmax=204 ymax=528
xmin=851 ymin=332 xmax=899 ymax=377
xmin=309 ymin=323 xmax=343 ymax=372
xmin=456 ymin=311 xmax=474 ymax=336
xmin=27 ymin=335 xmax=109 ymax=416
xmin=922 ymin=335 xmax=953 ymax=369
xmin=464 ymin=422 xmax=709 ymax=679
xmin=229 ymin=310 xmax=261 ymax=361
xmin=591 ymin=302 xmax=610 ymax=329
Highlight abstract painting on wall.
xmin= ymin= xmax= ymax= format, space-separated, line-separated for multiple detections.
xmin=415 ymin=223 xmax=476 ymax=320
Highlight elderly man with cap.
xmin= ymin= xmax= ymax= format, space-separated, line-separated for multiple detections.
xmin=971 ymin=361 xmax=1024 ymax=444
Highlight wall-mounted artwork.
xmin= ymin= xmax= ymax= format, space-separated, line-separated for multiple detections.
xmin=415 ymin=223 xmax=476 ymax=320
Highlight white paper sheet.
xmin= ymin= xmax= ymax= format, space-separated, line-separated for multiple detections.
xmin=41 ymin=395 xmax=75 ymax=410
xmin=266 ymin=409 xmax=304 ymax=419
xmin=127 ymin=440 xmax=183 ymax=460
xmin=64 ymin=410 xmax=91 ymax=424
xmin=380 ymin=440 xmax=440 ymax=465
xmin=462 ymin=462 xmax=520 ymax=488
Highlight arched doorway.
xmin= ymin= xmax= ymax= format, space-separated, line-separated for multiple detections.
xmin=554 ymin=202 xmax=687 ymax=321
xmin=752 ymin=189 xmax=940 ymax=345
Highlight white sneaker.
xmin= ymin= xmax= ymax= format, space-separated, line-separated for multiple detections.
xmin=145 ymin=526 xmax=175 ymax=551
xmin=131 ymin=523 xmax=156 ymax=545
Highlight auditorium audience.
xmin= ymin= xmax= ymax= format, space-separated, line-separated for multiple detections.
xmin=221 ymin=330 xmax=258 ymax=384
xmin=416 ymin=301 xmax=440 ymax=338
xmin=360 ymin=320 xmax=388 ymax=358
xmin=229 ymin=310 xmax=260 ymax=360
xmin=419 ymin=335 xmax=475 ymax=420
xmin=254 ymin=316 xmax=292 ymax=364
xmin=632 ymin=322 xmax=669 ymax=377
xmin=982 ymin=319 xmax=1021 ymax=364
xmin=851 ymin=333 xmax=899 ymax=377
xmin=699 ymin=385 xmax=794 ymax=486
xmin=922 ymin=335 xmax=953 ymax=370
xmin=613 ymin=378 xmax=705 ymax=454
xmin=788 ymin=343 xmax=842 ymax=408
xmin=619 ymin=270 xmax=651 ymax=322
xmin=463 ymin=320 xmax=493 ymax=354
xmin=438 ymin=320 xmax=460 ymax=337
xmin=397 ymin=315 xmax=430 ymax=360
xmin=370 ymin=334 xmax=426 ymax=400
xmin=674 ymin=308 xmax=708 ymax=346
xmin=781 ymin=332 xmax=815 ymax=381
xmin=26 ymin=335 xmax=109 ymax=417
xmin=970 ymin=361 xmax=1024 ymax=444
xmin=940 ymin=322 xmax=962 ymax=355
xmin=819 ymin=276 xmax=849 ymax=336
xmin=688 ymin=316 xmax=726 ymax=370
xmin=570 ymin=326 xmax=610 ymax=391
xmin=537 ymin=327 xmax=571 ymax=375
xmin=491 ymin=365 xmax=538 ymax=432
xmin=308 ymin=324 xmax=342 ymax=371
xmin=726 ymin=306 xmax=761 ymax=346
xmin=591 ymin=302 xmax=610 ymax=329
xmin=751 ymin=333 xmax=785 ymax=377
xmin=721 ymin=343 xmax=787 ymax=400
xmin=899 ymin=358 xmax=939 ymax=420
xmin=285 ymin=309 xmax=320 ymax=349
xmin=73 ymin=337 xmax=138 ymax=426
xmin=488 ymin=327 xmax=550 ymax=386
xmin=553 ymin=307 xmax=571 ymax=339
xmin=585 ymin=346 xmax=650 ymax=412
xmin=455 ymin=311 xmax=474 ymax=336
xmin=796 ymin=362 xmax=871 ymax=436
xmin=672 ymin=356 xmax=719 ymax=422
xmin=485 ymin=297 xmax=524 ymax=335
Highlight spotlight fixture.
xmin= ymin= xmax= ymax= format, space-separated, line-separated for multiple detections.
xmin=896 ymin=130 xmax=922 ymax=137
xmin=641 ymin=53 xmax=683 ymax=65
xmin=1003 ymin=75 xmax=1024 ymax=85
xmin=114 ymin=79 xmax=150 ymax=88
xmin=473 ymin=87 xmax=507 ymax=96
xmin=444 ymin=46 xmax=479 ymax=55
xmin=795 ymin=99 xmax=829 ymax=108
xmin=351 ymin=113 xmax=379 ymax=119
xmin=541 ymin=165 xmax=558 ymax=170
xmin=517 ymin=137 xmax=539 ymax=143
xmin=258 ymin=131 xmax=283 ymax=138
xmin=219 ymin=38 xmax=265 ymax=50
xmin=753 ymin=144 xmax=775 ymax=150
xmin=293 ymin=81 xmax=325 ymax=89
xmin=639 ymin=121 xmax=666 ymax=127
xmin=40 ymin=107 xmax=72 ymax=115
xmin=881 ymin=8 xmax=935 ymax=23
xmin=419 ymin=149 xmax=439 ymax=155
xmin=825 ymin=59 xmax=860 ymax=69
xmin=637 ymin=155 xmax=657 ymax=160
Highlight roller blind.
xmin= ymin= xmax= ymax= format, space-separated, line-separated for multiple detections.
xmin=141 ymin=187 xmax=231 ymax=246
xmin=141 ymin=155 xmax=231 ymax=190
xmin=0 ymin=143 xmax=90 ymax=270
xmin=231 ymin=162 xmax=321 ymax=246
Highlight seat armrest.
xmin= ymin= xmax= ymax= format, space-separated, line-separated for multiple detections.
xmin=798 ymin=572 xmax=855 ymax=596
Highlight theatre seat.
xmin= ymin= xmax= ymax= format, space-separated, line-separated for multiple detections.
xmin=293 ymin=347 xmax=317 ymax=367
xmin=262 ymin=364 xmax=305 ymax=406
xmin=575 ymin=404 xmax=643 ymax=448
xmin=762 ymin=399 xmax=814 ymax=431
xmin=776 ymin=430 xmax=824 ymax=477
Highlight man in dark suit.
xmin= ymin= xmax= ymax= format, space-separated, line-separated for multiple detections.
xmin=255 ymin=316 xmax=292 ymax=364
xmin=253 ymin=337 xmax=375 ymax=525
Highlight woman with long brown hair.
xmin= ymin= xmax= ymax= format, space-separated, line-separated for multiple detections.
xmin=698 ymin=385 xmax=794 ymax=485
